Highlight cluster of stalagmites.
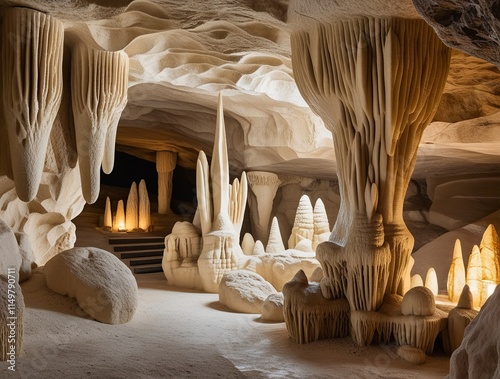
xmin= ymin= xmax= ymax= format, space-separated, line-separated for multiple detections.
xmin=162 ymin=94 xmax=325 ymax=308
xmin=102 ymin=180 xmax=152 ymax=232
xmin=0 ymin=7 xmax=128 ymax=205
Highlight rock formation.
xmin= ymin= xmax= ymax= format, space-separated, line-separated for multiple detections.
xmin=312 ymin=198 xmax=330 ymax=251
xmin=71 ymin=43 xmax=129 ymax=204
xmin=266 ymin=217 xmax=285 ymax=254
xmin=138 ymin=179 xmax=151 ymax=231
xmin=466 ymin=245 xmax=483 ymax=308
xmin=156 ymin=151 xmax=177 ymax=214
xmin=287 ymin=195 xmax=314 ymax=250
xmin=125 ymin=182 xmax=139 ymax=231
xmin=1 ymin=7 xmax=64 ymax=202
xmin=44 ymin=247 xmax=138 ymax=324
xmin=425 ymin=267 xmax=439 ymax=297
xmin=114 ymin=200 xmax=126 ymax=232
xmin=104 ymin=197 xmax=112 ymax=230
xmin=196 ymin=94 xmax=249 ymax=293
xmin=247 ymin=171 xmax=281 ymax=245
xmin=447 ymin=239 xmax=466 ymax=303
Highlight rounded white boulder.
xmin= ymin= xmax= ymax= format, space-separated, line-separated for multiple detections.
xmin=44 ymin=247 xmax=138 ymax=324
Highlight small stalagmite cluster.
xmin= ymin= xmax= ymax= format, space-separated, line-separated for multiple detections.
xmin=103 ymin=180 xmax=152 ymax=232
xmin=447 ymin=224 xmax=500 ymax=308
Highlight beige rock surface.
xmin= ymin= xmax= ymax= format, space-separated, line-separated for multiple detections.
xmin=44 ymin=247 xmax=138 ymax=324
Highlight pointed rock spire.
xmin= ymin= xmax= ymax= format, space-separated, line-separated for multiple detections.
xmin=467 ymin=245 xmax=483 ymax=308
xmin=104 ymin=197 xmax=112 ymax=229
xmin=241 ymin=233 xmax=255 ymax=256
xmin=312 ymin=198 xmax=330 ymax=251
xmin=288 ymin=195 xmax=314 ymax=249
xmin=447 ymin=239 xmax=466 ymax=303
xmin=480 ymin=224 xmax=500 ymax=282
xmin=138 ymin=179 xmax=151 ymax=231
xmin=425 ymin=267 xmax=438 ymax=296
xmin=126 ymin=182 xmax=139 ymax=231
xmin=266 ymin=217 xmax=285 ymax=254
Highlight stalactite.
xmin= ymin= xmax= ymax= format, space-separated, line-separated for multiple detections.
xmin=1 ymin=7 xmax=64 ymax=201
xmin=71 ymin=43 xmax=128 ymax=204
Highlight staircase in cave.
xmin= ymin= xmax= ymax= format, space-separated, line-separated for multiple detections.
xmin=109 ymin=236 xmax=166 ymax=275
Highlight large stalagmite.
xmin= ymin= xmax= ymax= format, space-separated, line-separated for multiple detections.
xmin=196 ymin=94 xmax=249 ymax=293
xmin=0 ymin=7 xmax=64 ymax=202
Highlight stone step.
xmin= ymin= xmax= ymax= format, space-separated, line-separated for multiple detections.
xmin=108 ymin=237 xmax=165 ymax=245
xmin=133 ymin=265 xmax=164 ymax=275
xmin=129 ymin=258 xmax=163 ymax=267
xmin=114 ymin=244 xmax=165 ymax=252
xmin=120 ymin=250 xmax=164 ymax=260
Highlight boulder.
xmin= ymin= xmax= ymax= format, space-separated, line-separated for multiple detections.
xmin=44 ymin=247 xmax=138 ymax=324
xmin=219 ymin=270 xmax=277 ymax=314
xmin=401 ymin=286 xmax=436 ymax=316
xmin=261 ymin=293 xmax=284 ymax=322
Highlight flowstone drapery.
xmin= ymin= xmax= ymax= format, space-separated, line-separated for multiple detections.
xmin=197 ymin=94 xmax=249 ymax=293
xmin=285 ymin=17 xmax=450 ymax=346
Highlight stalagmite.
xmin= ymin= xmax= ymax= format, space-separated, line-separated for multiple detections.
xmin=411 ymin=274 xmax=424 ymax=289
xmin=156 ymin=151 xmax=177 ymax=214
xmin=312 ymin=199 xmax=330 ymax=251
xmin=196 ymin=94 xmax=249 ymax=292
xmin=447 ymin=239 xmax=466 ymax=303
xmin=104 ymin=197 xmax=112 ymax=230
xmin=479 ymin=224 xmax=500 ymax=283
xmin=125 ymin=182 xmax=139 ymax=231
xmin=288 ymin=195 xmax=314 ymax=249
xmin=71 ymin=43 xmax=128 ymax=204
xmin=425 ymin=268 xmax=439 ymax=297
xmin=291 ymin=16 xmax=450 ymax=322
xmin=253 ymin=240 xmax=265 ymax=255
xmin=246 ymin=171 xmax=281 ymax=245
xmin=114 ymin=200 xmax=126 ymax=232
xmin=1 ymin=8 xmax=64 ymax=201
xmin=266 ymin=217 xmax=285 ymax=254
xmin=241 ymin=233 xmax=255 ymax=256
xmin=138 ymin=180 xmax=151 ymax=231
xmin=467 ymin=245 xmax=483 ymax=308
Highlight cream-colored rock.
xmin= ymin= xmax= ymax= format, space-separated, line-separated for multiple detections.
xmin=401 ymin=287 xmax=436 ymax=317
xmin=466 ymin=245 xmax=483 ymax=308
xmin=72 ymin=43 xmax=128 ymax=204
xmin=44 ymin=247 xmax=138 ymax=324
xmin=261 ymin=293 xmax=284 ymax=322
xmin=287 ymin=195 xmax=314 ymax=249
xmin=295 ymin=17 xmax=450 ymax=322
xmin=312 ymin=198 xmax=330 ymax=251
xmin=103 ymin=197 xmax=112 ymax=229
xmin=114 ymin=200 xmax=126 ymax=232
xmin=447 ymin=239 xmax=466 ymax=303
xmin=480 ymin=224 xmax=500 ymax=283
xmin=425 ymin=267 xmax=439 ymax=297
xmin=0 ymin=220 xmax=22 ymax=278
xmin=457 ymin=285 xmax=474 ymax=309
xmin=253 ymin=240 xmax=265 ymax=256
xmin=1 ymin=8 xmax=64 ymax=202
xmin=411 ymin=274 xmax=424 ymax=289
xmin=219 ymin=270 xmax=277 ymax=314
xmin=125 ymin=182 xmax=139 ymax=231
xmin=138 ymin=179 xmax=151 ymax=231
xmin=283 ymin=270 xmax=350 ymax=344
xmin=196 ymin=94 xmax=249 ymax=293
xmin=162 ymin=221 xmax=202 ymax=290
xmin=448 ymin=285 xmax=500 ymax=379
xmin=247 ymin=171 xmax=281 ymax=245
xmin=156 ymin=151 xmax=177 ymax=215
xmin=0 ymin=275 xmax=24 ymax=361
xmin=266 ymin=217 xmax=285 ymax=254
xmin=241 ymin=233 xmax=255 ymax=256
xmin=397 ymin=345 xmax=426 ymax=365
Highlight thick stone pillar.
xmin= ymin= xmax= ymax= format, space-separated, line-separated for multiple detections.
xmin=292 ymin=17 xmax=451 ymax=310
xmin=156 ymin=151 xmax=177 ymax=214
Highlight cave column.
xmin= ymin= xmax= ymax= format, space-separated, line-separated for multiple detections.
xmin=246 ymin=171 xmax=281 ymax=245
xmin=291 ymin=17 xmax=451 ymax=311
xmin=156 ymin=151 xmax=177 ymax=214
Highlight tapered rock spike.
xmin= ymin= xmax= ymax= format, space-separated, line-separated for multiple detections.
xmin=411 ymin=274 xmax=424 ymax=288
xmin=104 ymin=197 xmax=112 ymax=229
xmin=447 ymin=239 xmax=466 ymax=303
xmin=1 ymin=8 xmax=64 ymax=201
xmin=115 ymin=200 xmax=125 ymax=231
xmin=72 ymin=44 xmax=128 ymax=204
xmin=138 ymin=179 xmax=151 ymax=231
xmin=125 ymin=182 xmax=139 ymax=231
xmin=313 ymin=198 xmax=330 ymax=251
xmin=288 ymin=195 xmax=314 ymax=249
xmin=241 ymin=233 xmax=255 ymax=256
xmin=479 ymin=224 xmax=500 ymax=282
xmin=425 ymin=267 xmax=439 ymax=297
xmin=266 ymin=217 xmax=285 ymax=254
xmin=467 ymin=245 xmax=483 ymax=308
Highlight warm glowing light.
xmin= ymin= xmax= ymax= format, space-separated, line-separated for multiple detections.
xmin=481 ymin=280 xmax=497 ymax=305
xmin=115 ymin=200 xmax=126 ymax=232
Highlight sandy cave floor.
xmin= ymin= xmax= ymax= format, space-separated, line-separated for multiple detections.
xmin=0 ymin=210 xmax=451 ymax=379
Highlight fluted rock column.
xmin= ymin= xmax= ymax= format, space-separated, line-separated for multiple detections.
xmin=71 ymin=43 xmax=128 ymax=204
xmin=292 ymin=18 xmax=450 ymax=310
xmin=1 ymin=8 xmax=64 ymax=201
xmin=156 ymin=151 xmax=177 ymax=214
xmin=247 ymin=171 xmax=281 ymax=245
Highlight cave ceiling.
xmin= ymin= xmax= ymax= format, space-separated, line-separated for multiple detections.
xmin=2 ymin=0 xmax=500 ymax=179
